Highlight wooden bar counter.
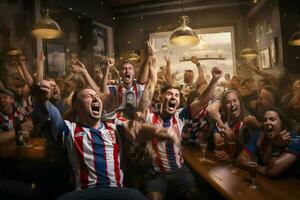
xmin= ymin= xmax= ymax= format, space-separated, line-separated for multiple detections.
xmin=182 ymin=145 xmax=300 ymax=200
xmin=0 ymin=137 xmax=66 ymax=164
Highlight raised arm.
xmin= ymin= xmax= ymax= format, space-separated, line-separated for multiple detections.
xmin=189 ymin=67 xmax=222 ymax=118
xmin=71 ymin=59 xmax=100 ymax=94
xmin=17 ymin=55 xmax=34 ymax=86
xmin=100 ymin=58 xmax=114 ymax=94
xmin=138 ymin=38 xmax=156 ymax=84
xmin=35 ymin=51 xmax=46 ymax=83
xmin=206 ymin=100 xmax=225 ymax=128
xmin=137 ymin=56 xmax=157 ymax=112
xmin=32 ymin=80 xmax=68 ymax=141
xmin=190 ymin=56 xmax=207 ymax=92
xmin=163 ymin=55 xmax=173 ymax=84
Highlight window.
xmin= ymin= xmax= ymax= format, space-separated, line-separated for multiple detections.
xmin=150 ymin=26 xmax=236 ymax=84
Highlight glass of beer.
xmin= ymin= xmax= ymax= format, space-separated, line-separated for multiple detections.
xmin=226 ymin=141 xmax=238 ymax=173
xmin=22 ymin=131 xmax=30 ymax=147
xmin=247 ymin=160 xmax=258 ymax=189
xmin=200 ymin=142 xmax=208 ymax=161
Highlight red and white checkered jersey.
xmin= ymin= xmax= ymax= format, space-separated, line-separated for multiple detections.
xmin=145 ymin=107 xmax=190 ymax=172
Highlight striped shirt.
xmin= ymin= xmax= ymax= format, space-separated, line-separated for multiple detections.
xmin=18 ymin=95 xmax=33 ymax=116
xmin=0 ymin=106 xmax=27 ymax=131
xmin=46 ymin=102 xmax=126 ymax=190
xmin=108 ymin=81 xmax=145 ymax=109
xmin=145 ymin=107 xmax=190 ymax=172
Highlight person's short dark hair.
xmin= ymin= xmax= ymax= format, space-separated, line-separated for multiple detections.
xmin=259 ymin=78 xmax=272 ymax=86
xmin=185 ymin=69 xmax=194 ymax=73
xmin=0 ymin=88 xmax=15 ymax=98
xmin=121 ymin=61 xmax=134 ymax=68
xmin=161 ymin=84 xmax=181 ymax=94
xmin=261 ymin=86 xmax=280 ymax=107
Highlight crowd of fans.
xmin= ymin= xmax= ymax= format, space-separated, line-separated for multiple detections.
xmin=0 ymin=38 xmax=299 ymax=200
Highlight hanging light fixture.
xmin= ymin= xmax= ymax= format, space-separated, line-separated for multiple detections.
xmin=7 ymin=47 xmax=23 ymax=56
xmin=128 ymin=51 xmax=140 ymax=62
xmin=170 ymin=0 xmax=199 ymax=47
xmin=239 ymin=48 xmax=258 ymax=60
xmin=31 ymin=9 xmax=63 ymax=39
xmin=161 ymin=43 xmax=168 ymax=52
xmin=289 ymin=22 xmax=300 ymax=46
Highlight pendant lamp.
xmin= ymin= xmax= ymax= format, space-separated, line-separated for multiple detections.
xmin=239 ymin=48 xmax=258 ymax=60
xmin=128 ymin=51 xmax=140 ymax=62
xmin=170 ymin=0 xmax=199 ymax=47
xmin=31 ymin=9 xmax=63 ymax=39
xmin=289 ymin=22 xmax=300 ymax=46
xmin=7 ymin=47 xmax=23 ymax=56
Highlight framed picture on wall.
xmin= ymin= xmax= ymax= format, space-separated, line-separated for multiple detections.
xmin=260 ymin=48 xmax=271 ymax=69
xmin=92 ymin=21 xmax=114 ymax=67
xmin=45 ymin=42 xmax=66 ymax=78
xmin=270 ymin=37 xmax=278 ymax=66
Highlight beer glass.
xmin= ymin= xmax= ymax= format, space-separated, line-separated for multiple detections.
xmin=226 ymin=141 xmax=238 ymax=173
xmin=247 ymin=160 xmax=258 ymax=189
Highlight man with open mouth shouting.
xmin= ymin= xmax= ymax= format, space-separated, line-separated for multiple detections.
xmin=33 ymin=79 xmax=179 ymax=200
xmin=101 ymin=39 xmax=156 ymax=112
xmin=139 ymin=66 xmax=222 ymax=200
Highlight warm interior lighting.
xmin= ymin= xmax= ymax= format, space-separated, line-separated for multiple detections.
xmin=128 ymin=52 xmax=140 ymax=62
xmin=7 ymin=47 xmax=23 ymax=56
xmin=170 ymin=15 xmax=200 ymax=47
xmin=161 ymin=43 xmax=168 ymax=52
xmin=31 ymin=9 xmax=63 ymax=39
xmin=289 ymin=31 xmax=300 ymax=46
xmin=240 ymin=48 xmax=258 ymax=60
xmin=289 ymin=22 xmax=300 ymax=46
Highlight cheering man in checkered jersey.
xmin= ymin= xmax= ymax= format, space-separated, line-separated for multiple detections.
xmin=137 ymin=63 xmax=222 ymax=200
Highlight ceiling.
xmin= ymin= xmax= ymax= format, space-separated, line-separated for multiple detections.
xmin=107 ymin=0 xmax=252 ymax=7
xmin=107 ymin=0 xmax=253 ymax=19
xmin=107 ymin=0 xmax=154 ymax=7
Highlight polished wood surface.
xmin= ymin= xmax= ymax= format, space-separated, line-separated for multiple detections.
xmin=182 ymin=145 xmax=300 ymax=200
xmin=0 ymin=138 xmax=49 ymax=162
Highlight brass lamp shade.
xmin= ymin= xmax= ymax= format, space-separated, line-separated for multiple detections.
xmin=7 ymin=47 xmax=23 ymax=56
xmin=128 ymin=52 xmax=140 ymax=62
xmin=288 ymin=31 xmax=300 ymax=46
xmin=31 ymin=9 xmax=63 ymax=39
xmin=170 ymin=16 xmax=199 ymax=47
xmin=161 ymin=43 xmax=168 ymax=52
xmin=240 ymin=48 xmax=258 ymax=60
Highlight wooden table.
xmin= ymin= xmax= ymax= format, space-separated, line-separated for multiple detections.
xmin=0 ymin=137 xmax=65 ymax=163
xmin=182 ymin=145 xmax=300 ymax=200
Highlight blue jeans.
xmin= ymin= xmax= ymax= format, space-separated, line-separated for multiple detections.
xmin=57 ymin=187 xmax=147 ymax=200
